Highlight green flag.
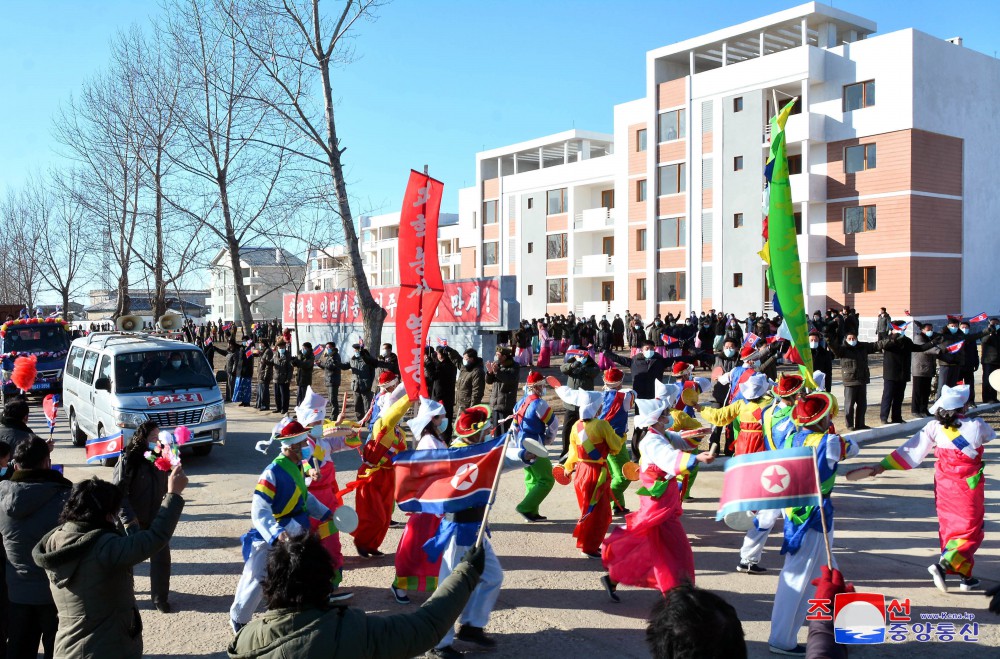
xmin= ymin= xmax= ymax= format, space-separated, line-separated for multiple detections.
xmin=767 ymin=99 xmax=816 ymax=388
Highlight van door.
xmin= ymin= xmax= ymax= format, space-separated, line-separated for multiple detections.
xmin=94 ymin=354 xmax=114 ymax=438
xmin=77 ymin=349 xmax=100 ymax=435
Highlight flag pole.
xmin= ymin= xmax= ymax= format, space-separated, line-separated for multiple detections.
xmin=474 ymin=431 xmax=513 ymax=549
xmin=811 ymin=445 xmax=834 ymax=569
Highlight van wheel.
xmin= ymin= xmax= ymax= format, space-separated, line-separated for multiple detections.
xmin=69 ymin=410 xmax=87 ymax=447
xmin=192 ymin=444 xmax=213 ymax=456
xmin=97 ymin=425 xmax=116 ymax=467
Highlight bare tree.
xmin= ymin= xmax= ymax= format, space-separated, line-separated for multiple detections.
xmin=0 ymin=182 xmax=45 ymax=311
xmin=221 ymin=0 xmax=388 ymax=348
xmin=40 ymin=171 xmax=91 ymax=319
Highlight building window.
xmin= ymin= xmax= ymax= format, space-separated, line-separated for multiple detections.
xmin=657 ymin=271 xmax=686 ymax=301
xmin=733 ymin=273 xmax=743 ymax=288
xmin=527 ymin=242 xmax=534 ymax=254
xmin=527 ymin=197 xmax=534 ymax=210
xmin=658 ymin=109 xmax=686 ymax=142
xmin=381 ymin=226 xmax=399 ymax=240
xmin=546 ymin=233 xmax=568 ymax=259
xmin=637 ymin=128 xmax=647 ymax=151
xmin=472 ymin=211 xmax=477 ymax=228
xmin=657 ymin=163 xmax=686 ymax=196
xmin=734 ymin=213 xmax=744 ymax=228
xmin=527 ymin=285 xmax=534 ymax=295
xmin=637 ymin=278 xmax=647 ymax=301
xmin=843 ymin=266 xmax=876 ymax=293
xmin=547 ymin=278 xmax=568 ymax=303
xmin=843 ymin=80 xmax=875 ymax=112
xmin=657 ymin=217 xmax=686 ymax=249
xmin=733 ymin=97 xmax=743 ymax=112
xmin=794 ymin=211 xmax=803 ymax=235
xmin=547 ymin=188 xmax=567 ymax=215
xmin=844 ymin=205 xmax=877 ymax=234
xmin=845 ymin=144 xmax=876 ymax=173
xmin=787 ymin=154 xmax=802 ymax=175
xmin=637 ymin=179 xmax=647 ymax=202
xmin=380 ymin=247 xmax=394 ymax=285
xmin=483 ymin=200 xmax=497 ymax=224
xmin=483 ymin=241 xmax=498 ymax=266
xmin=636 ymin=229 xmax=647 ymax=251
xmin=733 ymin=156 xmax=744 ymax=171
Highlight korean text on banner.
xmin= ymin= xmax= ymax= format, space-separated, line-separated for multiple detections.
xmin=397 ymin=170 xmax=445 ymax=400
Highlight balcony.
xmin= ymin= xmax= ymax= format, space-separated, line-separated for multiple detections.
xmin=573 ymin=253 xmax=614 ymax=276
xmin=573 ymin=207 xmax=615 ymax=231
xmin=762 ymin=112 xmax=823 ymax=145
xmin=576 ymin=301 xmax=612 ymax=317
xmin=790 ymin=173 xmax=826 ymax=203
xmin=438 ymin=252 xmax=460 ymax=266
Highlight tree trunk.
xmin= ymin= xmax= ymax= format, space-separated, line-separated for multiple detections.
xmin=152 ymin=152 xmax=167 ymax=320
xmin=219 ymin=179 xmax=254 ymax=337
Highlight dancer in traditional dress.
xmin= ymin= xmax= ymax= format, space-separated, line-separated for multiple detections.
xmin=600 ymin=398 xmax=714 ymax=602
xmin=367 ymin=371 xmax=401 ymax=429
xmin=347 ymin=383 xmax=411 ymax=557
xmin=390 ymin=398 xmax=448 ymax=604
xmin=426 ymin=405 xmax=504 ymax=658
xmin=698 ymin=372 xmax=773 ymax=455
xmin=510 ymin=371 xmax=558 ymax=522
xmin=557 ymin=388 xmax=623 ymax=559
xmin=597 ymin=367 xmax=636 ymax=515
xmin=768 ymin=392 xmax=858 ymax=656
xmin=866 ymin=384 xmax=994 ymax=592
xmin=536 ymin=322 xmax=552 ymax=368
xmin=229 ymin=420 xmax=339 ymax=632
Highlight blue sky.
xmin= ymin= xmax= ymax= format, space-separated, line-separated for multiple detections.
xmin=2 ymin=0 xmax=998 ymax=215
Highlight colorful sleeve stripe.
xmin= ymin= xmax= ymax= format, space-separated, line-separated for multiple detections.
xmin=880 ymin=451 xmax=911 ymax=471
xmin=539 ymin=404 xmax=554 ymax=424
xmin=316 ymin=518 xmax=337 ymax=539
xmin=255 ymin=479 xmax=276 ymax=502
xmin=674 ymin=452 xmax=697 ymax=477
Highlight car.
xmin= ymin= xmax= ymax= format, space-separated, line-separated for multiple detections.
xmin=62 ymin=332 xmax=227 ymax=466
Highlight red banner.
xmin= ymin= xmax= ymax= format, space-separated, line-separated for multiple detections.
xmin=283 ymin=279 xmax=500 ymax=326
xmin=397 ymin=170 xmax=445 ymax=400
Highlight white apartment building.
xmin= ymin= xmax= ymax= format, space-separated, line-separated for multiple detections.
xmin=207 ymin=247 xmax=305 ymax=321
xmin=302 ymin=245 xmax=354 ymax=293
xmin=459 ymin=2 xmax=1000 ymax=331
xmin=360 ymin=211 xmax=463 ymax=287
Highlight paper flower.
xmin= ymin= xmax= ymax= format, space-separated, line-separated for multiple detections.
xmin=174 ymin=426 xmax=192 ymax=445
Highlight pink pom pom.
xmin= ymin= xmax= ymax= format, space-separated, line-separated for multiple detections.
xmin=174 ymin=426 xmax=192 ymax=445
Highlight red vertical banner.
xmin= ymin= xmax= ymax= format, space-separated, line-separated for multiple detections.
xmin=397 ymin=170 xmax=444 ymax=400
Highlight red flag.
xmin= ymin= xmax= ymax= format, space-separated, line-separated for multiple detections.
xmin=85 ymin=431 xmax=124 ymax=464
xmin=660 ymin=333 xmax=677 ymax=345
xmin=946 ymin=341 xmax=964 ymax=354
xmin=716 ymin=447 xmax=821 ymax=519
xmin=397 ymin=170 xmax=444 ymax=400
xmin=313 ymin=345 xmax=324 ymax=357
xmin=784 ymin=345 xmax=805 ymax=366
xmin=970 ymin=312 xmax=988 ymax=323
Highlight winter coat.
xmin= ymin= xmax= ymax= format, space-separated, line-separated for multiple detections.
xmin=374 ymin=352 xmax=399 ymax=382
xmin=33 ymin=495 xmax=184 ymax=659
xmin=240 ymin=352 xmax=255 ymax=379
xmin=882 ymin=335 xmax=936 ymax=382
xmin=0 ymin=420 xmax=40 ymax=456
xmin=811 ymin=346 xmax=834 ymax=388
xmin=346 ymin=349 xmax=379 ymax=393
xmin=292 ymin=351 xmax=315 ymax=388
xmin=876 ymin=313 xmax=891 ymax=334
xmin=257 ymin=350 xmax=274 ymax=383
xmin=0 ymin=469 xmax=72 ymax=605
xmin=425 ymin=355 xmax=458 ymax=411
xmin=486 ymin=360 xmax=520 ymax=416
xmin=451 ymin=354 xmax=486 ymax=413
xmin=830 ymin=339 xmax=887 ymax=386
xmin=274 ymin=352 xmax=294 ymax=385
xmin=844 ymin=313 xmax=860 ymax=336
xmin=318 ymin=352 xmax=343 ymax=388
xmin=911 ymin=332 xmax=940 ymax=378
xmin=606 ymin=350 xmax=668 ymax=399
xmin=559 ymin=357 xmax=600 ymax=412
xmin=114 ymin=450 xmax=168 ymax=529
xmin=982 ymin=326 xmax=1000 ymax=366
xmin=227 ymin=559 xmax=480 ymax=659
xmin=225 ymin=348 xmax=241 ymax=376
xmin=960 ymin=330 xmax=984 ymax=370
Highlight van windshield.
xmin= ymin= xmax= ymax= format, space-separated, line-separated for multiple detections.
xmin=114 ymin=349 xmax=215 ymax=393
xmin=2 ymin=326 xmax=70 ymax=354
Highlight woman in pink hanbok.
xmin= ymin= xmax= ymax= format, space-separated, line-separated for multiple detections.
xmin=536 ymin=322 xmax=552 ymax=368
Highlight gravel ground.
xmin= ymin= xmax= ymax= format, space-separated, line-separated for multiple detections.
xmin=38 ymin=359 xmax=1000 ymax=658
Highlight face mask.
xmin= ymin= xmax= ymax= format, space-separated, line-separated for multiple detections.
xmin=745 ymin=360 xmax=758 ymax=370
xmin=642 ymin=350 xmax=655 ymax=360
xmin=809 ymin=340 xmax=819 ymax=349
xmin=436 ymin=418 xmax=449 ymax=433
xmin=462 ymin=358 xmax=470 ymax=366
xmin=278 ymin=349 xmax=286 ymax=356
xmin=326 ymin=348 xmax=333 ymax=354
xmin=923 ymin=330 xmax=933 ymax=338
xmin=309 ymin=425 xmax=323 ymax=440
xmin=170 ymin=360 xmax=182 ymax=369
xmin=300 ymin=443 xmax=314 ymax=462
xmin=846 ymin=339 xmax=858 ymax=347
xmin=0 ymin=467 xmax=7 ymax=478
xmin=723 ymin=348 xmax=736 ymax=358
xmin=148 ymin=442 xmax=159 ymax=450
xmin=949 ymin=326 xmax=958 ymax=334
xmin=381 ymin=349 xmax=389 ymax=357
xmin=961 ymin=328 xmax=969 ymax=334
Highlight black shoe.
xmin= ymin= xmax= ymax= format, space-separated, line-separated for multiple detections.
xmin=357 ymin=547 xmax=384 ymax=558
xmin=328 ymin=590 xmax=353 ymax=603
xmin=518 ymin=511 xmax=545 ymax=522
xmin=600 ymin=574 xmax=621 ymax=603
xmin=879 ymin=418 xmax=889 ymax=425
xmin=891 ymin=418 xmax=904 ymax=424
xmin=389 ymin=519 xmax=402 ymax=528
xmin=154 ymin=600 xmax=172 ymax=613
xmin=736 ymin=562 xmax=767 ymax=574
xmin=390 ymin=584 xmax=410 ymax=604
xmin=769 ymin=644 xmax=806 ymax=656
xmin=456 ymin=624 xmax=497 ymax=648
xmin=612 ymin=506 xmax=630 ymax=516
xmin=856 ymin=424 xmax=871 ymax=430
xmin=426 ymin=646 xmax=463 ymax=659
xmin=581 ymin=550 xmax=602 ymax=560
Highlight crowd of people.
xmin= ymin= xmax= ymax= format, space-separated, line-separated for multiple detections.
xmin=0 ymin=304 xmax=998 ymax=657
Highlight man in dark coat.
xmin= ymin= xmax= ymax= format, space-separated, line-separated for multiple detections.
xmin=876 ymin=308 xmax=892 ymax=341
xmin=828 ymin=331 xmax=889 ymax=430
xmin=425 ymin=347 xmax=458 ymax=443
xmin=611 ymin=314 xmax=625 ymax=350
xmin=958 ymin=319 xmax=985 ymax=406
xmin=448 ymin=348 xmax=486 ymax=414
xmin=557 ymin=351 xmax=600 ymax=461
xmin=605 ymin=339 xmax=670 ymax=448
xmin=485 ymin=347 xmax=520 ymax=433
xmin=910 ymin=323 xmax=939 ymax=416
xmin=344 ymin=344 xmax=392 ymax=421
xmin=273 ymin=341 xmax=294 ymax=415
xmin=808 ymin=330 xmax=834 ymax=393
xmin=981 ymin=319 xmax=1000 ymax=403
xmin=317 ymin=343 xmax=343 ymax=418
xmin=879 ymin=326 xmax=936 ymax=424
xmin=0 ymin=399 xmax=46 ymax=456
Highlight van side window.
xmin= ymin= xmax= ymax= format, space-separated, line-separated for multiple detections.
xmin=97 ymin=355 xmax=112 ymax=384
xmin=80 ymin=350 xmax=99 ymax=385
xmin=66 ymin=346 xmax=85 ymax=380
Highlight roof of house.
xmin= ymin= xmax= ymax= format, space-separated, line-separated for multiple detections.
xmin=85 ymin=296 xmax=208 ymax=313
xmin=214 ymin=247 xmax=305 ymax=268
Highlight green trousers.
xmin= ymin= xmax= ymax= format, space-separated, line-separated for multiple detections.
xmin=607 ymin=445 xmax=630 ymax=509
xmin=516 ymin=456 xmax=554 ymax=515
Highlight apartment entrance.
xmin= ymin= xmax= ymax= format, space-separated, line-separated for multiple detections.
xmin=601 ymin=281 xmax=614 ymax=302
xmin=602 ymin=237 xmax=614 ymax=256
xmin=601 ymin=189 xmax=614 ymax=209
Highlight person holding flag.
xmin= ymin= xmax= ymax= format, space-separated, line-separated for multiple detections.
xmin=510 ymin=371 xmax=558 ymax=522
xmin=768 ymin=392 xmax=859 ymax=656
xmin=229 ymin=419 xmax=341 ymax=633
xmin=597 ymin=367 xmax=637 ymax=515
xmin=390 ymin=398 xmax=449 ymax=605
xmin=863 ymin=384 xmax=994 ymax=593
xmin=958 ymin=319 xmax=986 ymax=406
xmin=599 ymin=397 xmax=714 ymax=602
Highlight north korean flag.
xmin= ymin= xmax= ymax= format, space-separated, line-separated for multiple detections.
xmin=946 ymin=341 xmax=965 ymax=354
xmin=312 ymin=345 xmax=324 ymax=357
xmin=393 ymin=437 xmax=504 ymax=514
xmin=660 ymin=334 xmax=677 ymax=345
xmin=970 ymin=312 xmax=988 ymax=324
xmin=743 ymin=332 xmax=760 ymax=348
xmin=716 ymin=447 xmax=821 ymax=520
xmin=85 ymin=431 xmax=124 ymax=465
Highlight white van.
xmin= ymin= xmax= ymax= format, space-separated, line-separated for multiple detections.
xmin=63 ymin=333 xmax=227 ymax=463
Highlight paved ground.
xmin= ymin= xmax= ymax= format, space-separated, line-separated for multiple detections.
xmin=41 ymin=394 xmax=1000 ymax=658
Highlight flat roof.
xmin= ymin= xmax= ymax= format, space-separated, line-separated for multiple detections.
xmin=477 ymin=129 xmax=613 ymax=160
